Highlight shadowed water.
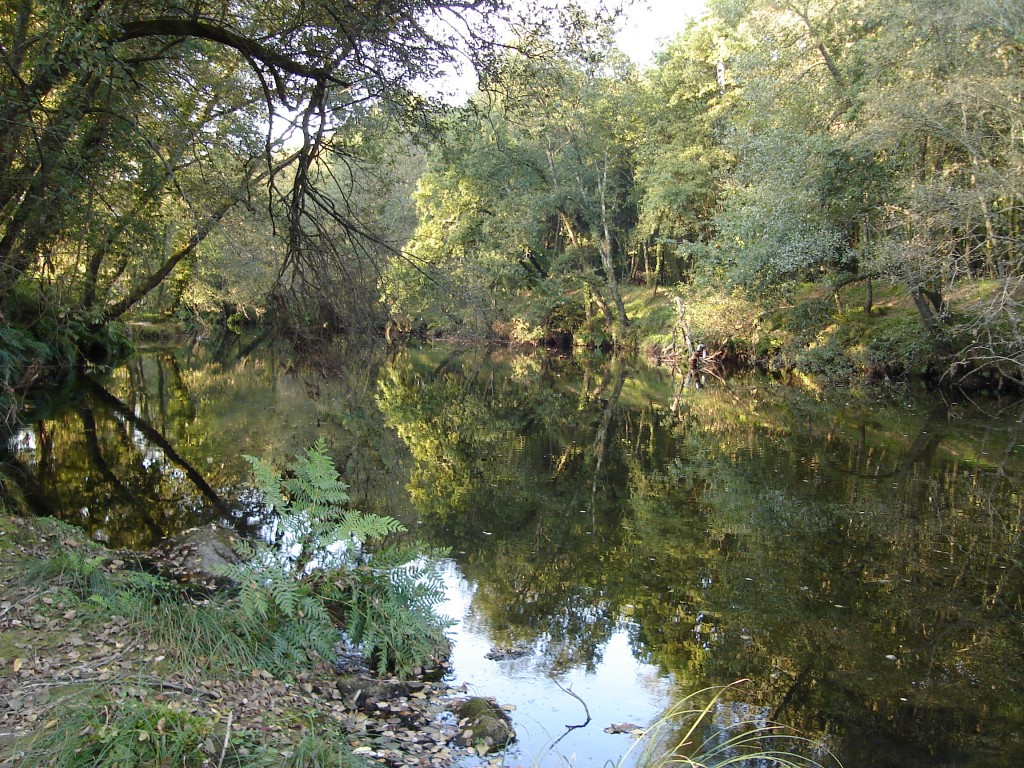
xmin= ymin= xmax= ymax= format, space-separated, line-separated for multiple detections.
xmin=5 ymin=340 xmax=1023 ymax=767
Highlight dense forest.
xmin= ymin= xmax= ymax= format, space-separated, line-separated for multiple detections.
xmin=2 ymin=0 xmax=1023 ymax=421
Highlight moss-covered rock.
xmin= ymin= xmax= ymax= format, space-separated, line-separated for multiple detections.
xmin=456 ymin=696 xmax=516 ymax=753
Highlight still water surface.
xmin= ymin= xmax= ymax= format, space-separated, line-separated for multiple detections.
xmin=5 ymin=340 xmax=1024 ymax=767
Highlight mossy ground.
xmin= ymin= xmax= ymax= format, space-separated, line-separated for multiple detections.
xmin=620 ymin=280 xmax=955 ymax=386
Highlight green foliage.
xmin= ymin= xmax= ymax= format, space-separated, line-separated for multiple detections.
xmin=848 ymin=312 xmax=935 ymax=378
xmin=221 ymin=439 xmax=450 ymax=677
xmin=713 ymin=129 xmax=853 ymax=294
xmin=0 ymin=0 xmax=529 ymax=359
xmin=504 ymin=278 xmax=589 ymax=345
xmin=0 ymin=324 xmax=51 ymax=382
xmin=341 ymin=556 xmax=452 ymax=678
xmin=794 ymin=338 xmax=856 ymax=384
xmin=241 ymin=438 xmax=405 ymax=573
xmin=673 ymin=287 xmax=763 ymax=359
xmin=0 ymin=283 xmax=136 ymax=425
xmin=0 ymin=299 xmax=72 ymax=424
xmin=634 ymin=19 xmax=734 ymax=276
xmin=390 ymin=17 xmax=639 ymax=344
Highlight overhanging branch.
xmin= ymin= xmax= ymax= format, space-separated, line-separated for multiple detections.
xmin=117 ymin=18 xmax=351 ymax=87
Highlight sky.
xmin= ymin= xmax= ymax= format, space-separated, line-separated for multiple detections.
xmin=611 ymin=0 xmax=710 ymax=64
xmin=416 ymin=0 xmax=710 ymax=103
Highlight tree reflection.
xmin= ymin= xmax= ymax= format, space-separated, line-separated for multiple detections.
xmin=377 ymin=348 xmax=645 ymax=672
xmin=5 ymin=342 xmax=1022 ymax=767
xmin=5 ymin=341 xmax=416 ymax=549
xmin=659 ymin=386 xmax=1024 ymax=766
xmin=376 ymin=351 xmax=1024 ymax=768
xmin=12 ymin=373 xmax=249 ymax=548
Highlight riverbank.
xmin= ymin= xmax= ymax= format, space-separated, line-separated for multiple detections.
xmin=0 ymin=515 xmax=512 ymax=768
xmin=385 ymin=278 xmax=1020 ymax=394
xmin=622 ymin=280 xmax=1022 ymax=394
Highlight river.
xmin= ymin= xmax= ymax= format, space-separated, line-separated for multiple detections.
xmin=4 ymin=339 xmax=1023 ymax=767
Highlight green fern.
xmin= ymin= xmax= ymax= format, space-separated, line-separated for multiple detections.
xmin=338 ymin=570 xmax=451 ymax=678
xmin=224 ymin=439 xmax=451 ymax=677
xmin=243 ymin=438 xmax=406 ymax=573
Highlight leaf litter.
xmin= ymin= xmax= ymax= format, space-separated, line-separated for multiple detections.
xmin=0 ymin=517 xmax=512 ymax=767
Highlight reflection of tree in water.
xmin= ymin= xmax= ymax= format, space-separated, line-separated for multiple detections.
xmin=378 ymin=348 xmax=691 ymax=672
xmin=660 ymin=387 xmax=1024 ymax=767
xmin=380 ymin=354 xmax=1024 ymax=768
xmin=6 ymin=341 xmax=412 ymax=549
xmin=9 ymin=342 xmax=1021 ymax=766
xmin=8 ymin=348 xmax=283 ymax=548
xmin=15 ymin=376 xmax=257 ymax=549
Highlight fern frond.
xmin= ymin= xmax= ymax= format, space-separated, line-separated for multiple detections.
xmin=240 ymin=578 xmax=270 ymax=621
xmin=268 ymin=575 xmax=302 ymax=616
xmin=283 ymin=438 xmax=350 ymax=512
xmin=230 ymin=538 xmax=257 ymax=562
xmin=340 ymin=510 xmax=406 ymax=543
xmin=235 ymin=438 xmax=451 ymax=676
xmin=244 ymin=455 xmax=289 ymax=512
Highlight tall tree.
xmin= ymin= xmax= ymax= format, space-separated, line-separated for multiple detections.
xmin=0 ymin=0 xmax=518 ymax=337
xmin=392 ymin=13 xmax=641 ymax=343
xmin=706 ymin=0 xmax=868 ymax=295
xmin=634 ymin=18 xmax=734 ymax=286
xmin=698 ymin=0 xmax=1023 ymax=378
xmin=849 ymin=0 xmax=1024 ymax=374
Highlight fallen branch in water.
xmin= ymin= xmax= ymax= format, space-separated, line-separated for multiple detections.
xmin=546 ymin=676 xmax=592 ymax=750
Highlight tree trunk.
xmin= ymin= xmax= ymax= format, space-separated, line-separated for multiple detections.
xmin=597 ymin=157 xmax=629 ymax=333
xmin=101 ymin=198 xmax=238 ymax=322
xmin=589 ymin=285 xmax=615 ymax=329
xmin=910 ymin=287 xmax=949 ymax=346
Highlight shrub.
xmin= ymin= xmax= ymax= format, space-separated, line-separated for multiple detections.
xmin=861 ymin=314 xmax=936 ymax=377
xmin=794 ymin=337 xmax=856 ymax=383
xmin=0 ymin=323 xmax=53 ymax=425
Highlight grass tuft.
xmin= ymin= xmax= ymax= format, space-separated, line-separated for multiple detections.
xmin=8 ymin=688 xmax=366 ymax=768
xmin=618 ymin=681 xmax=840 ymax=768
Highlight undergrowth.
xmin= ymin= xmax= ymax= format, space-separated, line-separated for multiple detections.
xmin=2 ymin=438 xmax=453 ymax=767
xmin=15 ymin=440 xmax=451 ymax=679
xmin=12 ymin=689 xmax=365 ymax=768
xmin=220 ymin=438 xmax=451 ymax=678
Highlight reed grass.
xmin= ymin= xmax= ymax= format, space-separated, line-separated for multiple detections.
xmin=617 ymin=681 xmax=839 ymax=768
